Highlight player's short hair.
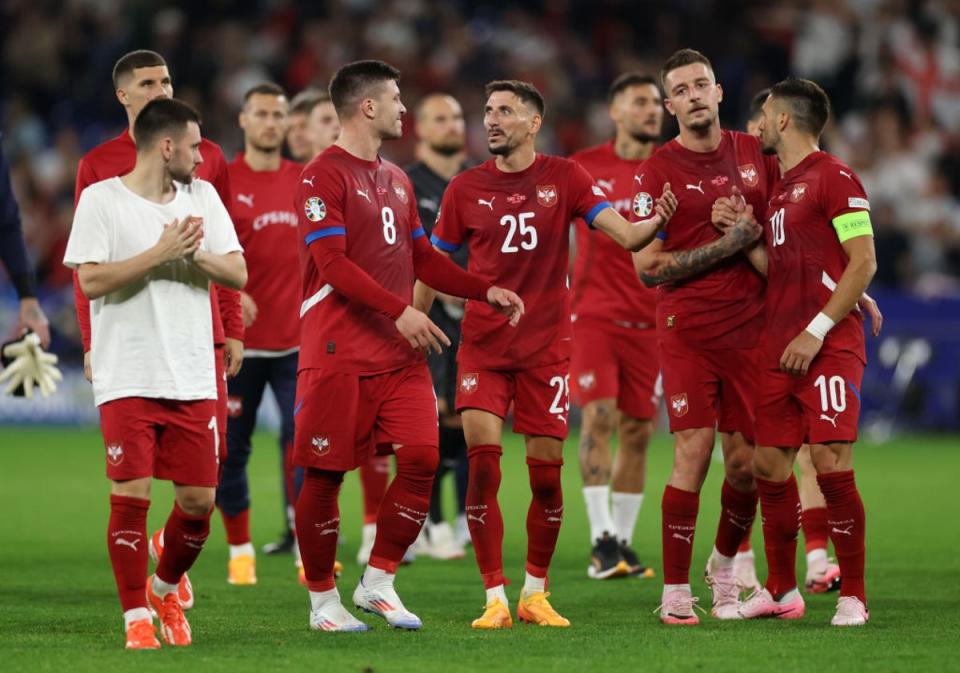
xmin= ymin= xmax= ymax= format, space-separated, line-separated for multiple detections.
xmin=608 ymin=73 xmax=659 ymax=103
xmin=769 ymin=77 xmax=831 ymax=137
xmin=484 ymin=80 xmax=545 ymax=117
xmin=290 ymin=88 xmax=329 ymax=116
xmin=243 ymin=82 xmax=287 ymax=104
xmin=133 ymin=98 xmax=201 ymax=150
xmin=414 ymin=92 xmax=457 ymax=121
xmin=112 ymin=49 xmax=167 ymax=89
xmin=660 ymin=48 xmax=714 ymax=90
xmin=748 ymin=88 xmax=770 ymax=122
xmin=329 ymin=60 xmax=401 ymax=118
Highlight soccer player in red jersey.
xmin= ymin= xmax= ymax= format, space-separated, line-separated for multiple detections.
xmin=717 ymin=78 xmax=876 ymax=626
xmin=293 ymin=60 xmax=523 ymax=632
xmin=419 ymin=80 xmax=676 ymax=629
xmin=632 ymin=49 xmax=778 ymax=624
xmin=64 ymin=98 xmax=247 ymax=648
xmin=570 ymin=72 xmax=663 ymax=580
xmin=72 ymin=49 xmax=243 ymax=611
xmin=215 ymin=83 xmax=302 ymax=586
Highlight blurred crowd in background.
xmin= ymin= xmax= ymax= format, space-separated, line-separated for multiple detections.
xmin=2 ymin=0 xmax=959 ymax=363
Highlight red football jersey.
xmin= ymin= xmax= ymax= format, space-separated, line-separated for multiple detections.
xmin=431 ymin=154 xmax=609 ymax=370
xmin=296 ymin=145 xmax=423 ymax=375
xmin=763 ymin=151 xmax=869 ymax=364
xmin=73 ymin=130 xmax=239 ymax=347
xmin=228 ymin=155 xmax=302 ymax=352
xmin=639 ymin=130 xmax=779 ymax=349
xmin=570 ymin=142 xmax=656 ymax=328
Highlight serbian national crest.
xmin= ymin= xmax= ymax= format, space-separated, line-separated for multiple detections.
xmin=227 ymin=396 xmax=243 ymax=418
xmin=460 ymin=373 xmax=478 ymax=393
xmin=578 ymin=371 xmax=596 ymax=391
xmin=304 ymin=196 xmax=326 ymax=222
xmin=311 ymin=435 xmax=331 ymax=456
xmin=393 ymin=184 xmax=409 ymax=204
xmin=536 ymin=184 xmax=558 ymax=208
xmin=106 ymin=443 xmax=124 ymax=466
xmin=789 ymin=182 xmax=808 ymax=203
xmin=670 ymin=394 xmax=689 ymax=418
xmin=633 ymin=191 xmax=653 ymax=218
xmin=739 ymin=163 xmax=759 ymax=188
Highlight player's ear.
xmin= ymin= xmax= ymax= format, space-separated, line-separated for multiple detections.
xmin=116 ymin=87 xmax=128 ymax=108
xmin=664 ymin=97 xmax=677 ymax=118
xmin=715 ymin=83 xmax=723 ymax=104
xmin=529 ymin=113 xmax=542 ymax=135
xmin=361 ymin=97 xmax=376 ymax=121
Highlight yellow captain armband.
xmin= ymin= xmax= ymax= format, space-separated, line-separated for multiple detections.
xmin=832 ymin=210 xmax=873 ymax=243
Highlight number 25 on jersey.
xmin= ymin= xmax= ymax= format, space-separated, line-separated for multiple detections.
xmin=500 ymin=212 xmax=538 ymax=253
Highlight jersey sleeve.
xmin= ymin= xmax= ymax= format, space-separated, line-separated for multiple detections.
xmin=821 ymin=167 xmax=873 ymax=243
xmin=209 ymin=148 xmax=233 ymax=206
xmin=297 ymin=161 xmax=347 ymax=246
xmin=430 ymin=177 xmax=466 ymax=252
xmin=201 ymin=183 xmax=243 ymax=256
xmin=74 ymin=156 xmax=97 ymax=206
xmin=63 ymin=188 xmax=110 ymax=269
xmin=406 ymin=176 xmax=428 ymax=243
xmin=567 ymin=160 xmax=611 ymax=228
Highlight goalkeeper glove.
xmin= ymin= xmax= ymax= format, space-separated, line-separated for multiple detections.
xmin=0 ymin=332 xmax=63 ymax=398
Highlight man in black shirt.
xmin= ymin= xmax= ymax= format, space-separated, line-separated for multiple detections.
xmin=405 ymin=93 xmax=471 ymax=558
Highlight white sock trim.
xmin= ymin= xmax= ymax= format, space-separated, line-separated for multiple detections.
xmin=582 ymin=485 xmax=615 ymax=543
xmin=152 ymin=575 xmax=178 ymax=597
xmin=309 ymin=587 xmax=341 ymax=612
xmin=363 ymin=565 xmax=395 ymax=588
xmin=807 ymin=547 xmax=828 ymax=567
xmin=486 ymin=584 xmax=508 ymax=606
xmin=229 ymin=542 xmax=255 ymax=559
xmin=123 ymin=607 xmax=153 ymax=630
xmin=523 ymin=572 xmax=546 ymax=595
xmin=611 ymin=491 xmax=644 ymax=546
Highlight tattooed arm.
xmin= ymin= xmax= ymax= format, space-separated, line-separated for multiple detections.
xmin=633 ymin=207 xmax=762 ymax=288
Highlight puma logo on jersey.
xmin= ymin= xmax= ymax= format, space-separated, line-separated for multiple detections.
xmin=302 ymin=177 xmax=315 ymax=186
xmin=839 ymin=170 xmax=854 ymax=181
xmin=478 ymin=196 xmax=496 ymax=210
xmin=597 ymin=179 xmax=615 ymax=192
xmin=819 ymin=413 xmax=839 ymax=428
xmin=237 ymin=193 xmax=254 ymax=207
xmin=686 ymin=181 xmax=704 ymax=194
xmin=114 ymin=537 xmax=140 ymax=551
xmin=356 ymin=188 xmax=371 ymax=202
xmin=634 ymin=174 xmax=644 ymax=185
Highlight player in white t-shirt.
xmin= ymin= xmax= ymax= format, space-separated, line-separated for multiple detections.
xmin=64 ymin=98 xmax=246 ymax=650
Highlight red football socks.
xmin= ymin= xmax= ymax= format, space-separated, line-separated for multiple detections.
xmin=466 ymin=444 xmax=506 ymax=588
xmin=368 ymin=446 xmax=437 ymax=573
xmin=714 ymin=480 xmax=758 ymax=557
xmin=661 ymin=485 xmax=700 ymax=585
xmin=107 ymin=495 xmax=150 ymax=611
xmin=817 ymin=470 xmax=866 ymax=602
xmin=155 ymin=502 xmax=212 ymax=586
xmin=220 ymin=507 xmax=251 ymax=546
xmin=801 ymin=506 xmax=829 ymax=553
xmin=756 ymin=475 xmax=801 ymax=596
xmin=525 ymin=457 xmax=564 ymax=578
xmin=296 ymin=468 xmax=345 ymax=592
xmin=360 ymin=456 xmax=391 ymax=525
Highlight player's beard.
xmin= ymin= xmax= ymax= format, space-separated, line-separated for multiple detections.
xmin=169 ymin=162 xmax=195 ymax=184
xmin=629 ymin=130 xmax=660 ymax=143
xmin=488 ymin=135 xmax=516 ymax=156
xmin=760 ymin=129 xmax=779 ymax=155
xmin=685 ymin=106 xmax=716 ymax=133
xmin=430 ymin=139 xmax=465 ymax=157
xmin=251 ymin=138 xmax=283 ymax=154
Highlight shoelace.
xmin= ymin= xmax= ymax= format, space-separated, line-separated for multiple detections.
xmin=160 ymin=594 xmax=187 ymax=627
xmin=127 ymin=621 xmax=156 ymax=643
xmin=706 ymin=568 xmax=739 ymax=605
xmin=525 ymin=592 xmax=561 ymax=616
xmin=835 ymin=596 xmax=864 ymax=617
xmin=652 ymin=594 xmax=706 ymax=616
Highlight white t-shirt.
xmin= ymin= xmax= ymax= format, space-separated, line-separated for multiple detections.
xmin=64 ymin=177 xmax=243 ymax=406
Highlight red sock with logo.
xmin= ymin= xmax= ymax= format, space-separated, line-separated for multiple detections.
xmin=360 ymin=456 xmax=391 ymax=525
xmin=525 ymin=457 xmax=564 ymax=579
xmin=467 ymin=444 xmax=506 ymax=588
xmin=369 ymin=446 xmax=437 ymax=572
xmin=801 ymin=506 xmax=829 ymax=553
xmin=296 ymin=468 xmax=344 ymax=591
xmin=220 ymin=508 xmax=251 ymax=546
xmin=156 ymin=502 xmax=212 ymax=585
xmin=661 ymin=485 xmax=700 ymax=585
xmin=817 ymin=470 xmax=866 ymax=602
xmin=756 ymin=475 xmax=801 ymax=596
xmin=108 ymin=495 xmax=150 ymax=611
xmin=714 ymin=480 xmax=758 ymax=557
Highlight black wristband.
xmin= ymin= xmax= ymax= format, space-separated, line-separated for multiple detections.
xmin=11 ymin=271 xmax=36 ymax=299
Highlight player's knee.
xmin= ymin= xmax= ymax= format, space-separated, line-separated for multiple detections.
xmin=809 ymin=443 xmax=849 ymax=474
xmin=528 ymin=465 xmax=562 ymax=502
xmin=396 ymin=445 xmax=439 ymax=479
xmin=584 ymin=401 xmax=616 ymax=438
xmin=619 ymin=416 xmax=652 ymax=455
xmin=467 ymin=447 xmax=503 ymax=494
xmin=177 ymin=489 xmax=216 ymax=516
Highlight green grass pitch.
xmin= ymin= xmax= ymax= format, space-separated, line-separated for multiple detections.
xmin=1 ymin=427 xmax=957 ymax=673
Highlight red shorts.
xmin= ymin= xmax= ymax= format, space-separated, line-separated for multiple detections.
xmin=755 ymin=349 xmax=864 ymax=447
xmin=570 ymin=322 xmax=660 ymax=419
xmin=659 ymin=339 xmax=758 ymax=437
xmin=455 ymin=360 xmax=570 ymax=439
xmin=215 ymin=343 xmax=227 ymax=463
xmin=99 ymin=396 xmax=219 ymax=486
xmin=293 ymin=363 xmax=438 ymax=472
